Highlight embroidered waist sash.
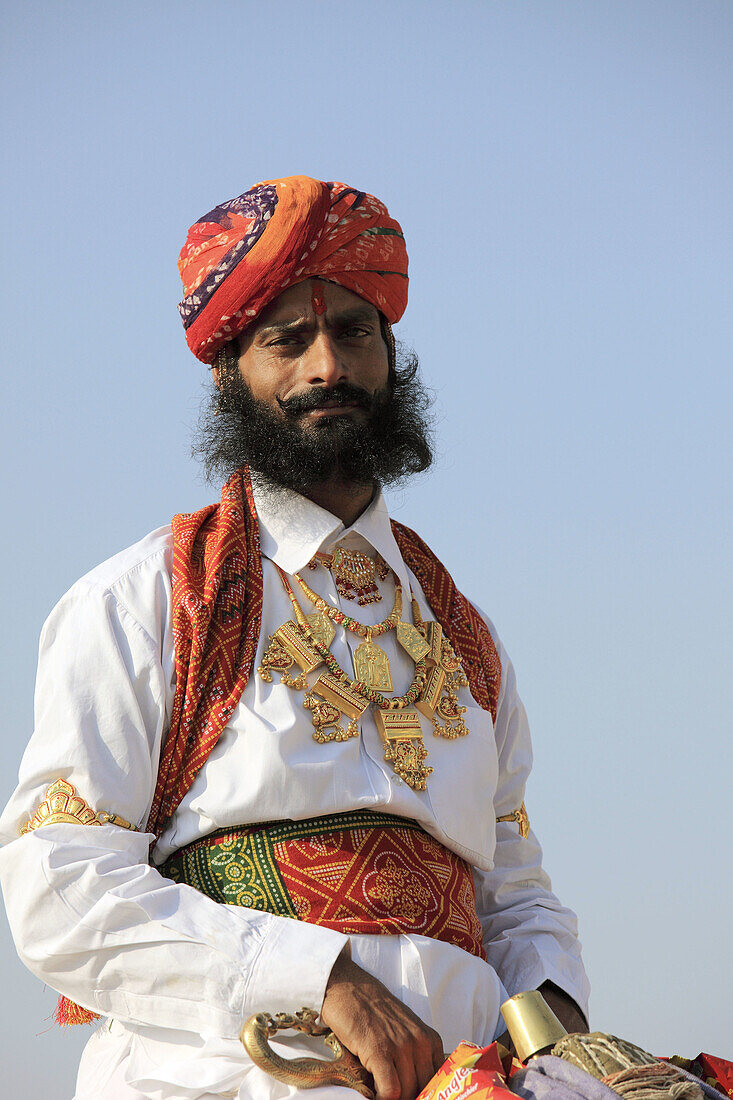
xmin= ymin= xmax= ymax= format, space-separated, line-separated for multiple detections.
xmin=161 ymin=810 xmax=486 ymax=960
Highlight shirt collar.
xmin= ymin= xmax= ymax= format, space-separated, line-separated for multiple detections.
xmin=251 ymin=477 xmax=412 ymax=595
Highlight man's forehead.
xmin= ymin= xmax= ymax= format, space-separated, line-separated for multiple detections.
xmin=256 ymin=279 xmax=379 ymax=326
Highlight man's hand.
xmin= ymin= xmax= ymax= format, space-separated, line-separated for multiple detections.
xmin=321 ymin=951 xmax=445 ymax=1100
xmin=538 ymin=980 xmax=588 ymax=1036
xmin=496 ymin=981 xmax=589 ymax=1055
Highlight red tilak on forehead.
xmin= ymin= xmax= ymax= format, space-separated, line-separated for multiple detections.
xmin=311 ymin=283 xmax=327 ymax=315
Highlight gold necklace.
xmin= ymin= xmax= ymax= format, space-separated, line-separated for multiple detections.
xmin=271 ymin=568 xmax=433 ymax=789
xmin=257 ymin=570 xmax=471 ymax=791
xmin=293 ymin=570 xmax=402 ymax=638
xmin=293 ymin=569 xmax=402 ymax=691
xmin=279 ymin=568 xmax=425 ymax=707
xmin=297 ymin=565 xmax=431 ymax=667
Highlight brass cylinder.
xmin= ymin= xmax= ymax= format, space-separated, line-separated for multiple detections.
xmin=500 ymin=991 xmax=568 ymax=1063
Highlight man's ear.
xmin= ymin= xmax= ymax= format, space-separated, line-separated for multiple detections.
xmin=211 ymin=365 xmax=222 ymax=391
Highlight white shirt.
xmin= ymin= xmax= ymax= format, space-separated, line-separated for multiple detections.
xmin=0 ymin=483 xmax=589 ymax=1100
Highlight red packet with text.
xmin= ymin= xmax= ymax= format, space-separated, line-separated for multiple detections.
xmin=416 ymin=1041 xmax=518 ymax=1100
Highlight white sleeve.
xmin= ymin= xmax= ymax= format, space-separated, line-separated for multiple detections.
xmin=472 ymin=613 xmax=591 ymax=1020
xmin=0 ymin=580 xmax=347 ymax=1039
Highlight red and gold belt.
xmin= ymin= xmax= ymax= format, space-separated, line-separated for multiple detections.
xmin=162 ymin=810 xmax=485 ymax=959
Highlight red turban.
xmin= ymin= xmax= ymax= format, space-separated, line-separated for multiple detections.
xmin=178 ymin=176 xmax=408 ymax=364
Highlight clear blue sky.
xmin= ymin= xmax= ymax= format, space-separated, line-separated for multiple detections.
xmin=1 ymin=1 xmax=731 ymax=1092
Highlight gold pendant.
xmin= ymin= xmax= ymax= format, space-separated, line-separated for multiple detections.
xmin=311 ymin=673 xmax=368 ymax=722
xmin=258 ymin=621 xmax=324 ymax=692
xmin=439 ymin=637 xmax=463 ymax=675
xmin=305 ymin=611 xmax=336 ymax=649
xmin=257 ymin=635 xmax=296 ymax=683
xmin=304 ymin=693 xmax=349 ymax=743
xmin=273 ymin=621 xmax=323 ymax=674
xmin=353 ymin=637 xmax=393 ymax=691
xmin=415 ymin=665 xmax=446 ymax=718
xmin=396 ymin=621 xmax=431 ymax=663
xmin=432 ymin=686 xmax=470 ymax=739
xmin=305 ymin=673 xmax=368 ymax=743
xmin=424 ymin=621 xmax=444 ymax=666
xmin=331 ymin=547 xmax=382 ymax=605
xmin=374 ymin=708 xmax=423 ymax=740
xmin=374 ymin=709 xmax=433 ymax=790
xmin=436 ymin=689 xmax=466 ymax=723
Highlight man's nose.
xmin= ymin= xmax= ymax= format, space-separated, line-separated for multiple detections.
xmin=303 ymin=332 xmax=348 ymax=387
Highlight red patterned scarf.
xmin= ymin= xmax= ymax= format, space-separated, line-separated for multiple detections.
xmin=391 ymin=522 xmax=501 ymax=718
xmin=146 ymin=472 xmax=264 ymax=837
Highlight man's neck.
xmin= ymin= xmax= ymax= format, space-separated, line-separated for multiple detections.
xmin=300 ymin=478 xmax=376 ymax=527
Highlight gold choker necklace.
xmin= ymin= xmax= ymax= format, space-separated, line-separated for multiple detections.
xmin=306 ymin=548 xmax=390 ymax=605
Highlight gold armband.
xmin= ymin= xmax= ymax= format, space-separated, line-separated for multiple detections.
xmin=20 ymin=778 xmax=138 ymax=835
xmin=496 ymin=802 xmax=530 ymax=839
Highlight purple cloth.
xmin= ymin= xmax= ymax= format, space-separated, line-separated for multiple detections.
xmin=510 ymin=1055 xmax=622 ymax=1100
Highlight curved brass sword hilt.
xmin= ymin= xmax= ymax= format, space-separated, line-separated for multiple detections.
xmin=240 ymin=1007 xmax=374 ymax=1097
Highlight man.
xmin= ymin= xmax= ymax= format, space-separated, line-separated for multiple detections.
xmin=0 ymin=176 xmax=589 ymax=1100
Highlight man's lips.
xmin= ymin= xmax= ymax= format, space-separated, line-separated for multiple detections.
xmin=303 ymin=402 xmax=362 ymax=417
xmin=277 ymin=384 xmax=373 ymax=418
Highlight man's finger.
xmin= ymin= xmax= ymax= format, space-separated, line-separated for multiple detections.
xmin=430 ymin=1031 xmax=446 ymax=1072
xmin=368 ymin=1053 xmax=403 ymax=1100
xmin=412 ymin=1034 xmax=442 ymax=1093
xmin=394 ymin=1046 xmax=418 ymax=1100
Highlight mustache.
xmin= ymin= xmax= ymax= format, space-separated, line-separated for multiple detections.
xmin=276 ymin=382 xmax=375 ymax=417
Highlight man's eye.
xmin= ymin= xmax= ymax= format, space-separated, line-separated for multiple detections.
xmin=268 ymin=336 xmax=300 ymax=347
xmin=341 ymin=326 xmax=369 ymax=338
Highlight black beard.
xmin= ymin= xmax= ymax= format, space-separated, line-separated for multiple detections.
xmin=192 ymin=346 xmax=434 ymax=495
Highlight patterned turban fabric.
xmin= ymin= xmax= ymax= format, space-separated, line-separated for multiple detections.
xmin=178 ymin=175 xmax=409 ymax=364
